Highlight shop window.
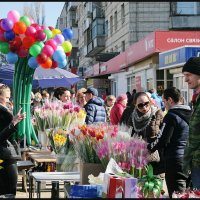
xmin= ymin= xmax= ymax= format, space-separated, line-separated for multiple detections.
xmin=147 ymin=78 xmax=153 ymax=91
xmin=157 ymin=81 xmax=164 ymax=95
xmin=111 ymin=81 xmax=117 ymax=96
xmin=127 ymin=76 xmax=135 ymax=93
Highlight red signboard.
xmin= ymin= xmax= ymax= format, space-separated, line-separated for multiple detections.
xmin=89 ymin=31 xmax=200 ymax=77
xmin=126 ymin=30 xmax=200 ymax=67
xmin=100 ymin=51 xmax=126 ymax=75
xmin=93 ymin=63 xmax=100 ymax=76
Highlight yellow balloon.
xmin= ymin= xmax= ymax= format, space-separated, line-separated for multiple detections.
xmin=52 ymin=29 xmax=61 ymax=37
xmin=62 ymin=41 xmax=72 ymax=53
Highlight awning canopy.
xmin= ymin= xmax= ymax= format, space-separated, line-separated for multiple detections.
xmin=95 ymin=52 xmax=120 ymax=62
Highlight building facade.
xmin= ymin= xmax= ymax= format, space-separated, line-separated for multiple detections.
xmin=56 ymin=2 xmax=200 ymax=100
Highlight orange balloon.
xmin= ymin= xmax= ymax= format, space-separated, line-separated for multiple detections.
xmin=40 ymin=57 xmax=52 ymax=69
xmin=13 ymin=21 xmax=27 ymax=34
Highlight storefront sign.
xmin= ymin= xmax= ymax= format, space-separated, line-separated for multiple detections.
xmin=100 ymin=65 xmax=107 ymax=73
xmin=84 ymin=67 xmax=93 ymax=77
xmin=159 ymin=46 xmax=200 ymax=69
xmin=126 ymin=31 xmax=200 ymax=67
xmin=93 ymin=63 xmax=100 ymax=75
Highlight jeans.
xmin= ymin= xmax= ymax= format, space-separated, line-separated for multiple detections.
xmin=0 ymin=159 xmax=18 ymax=195
xmin=191 ymin=167 xmax=200 ymax=189
xmin=165 ymin=158 xmax=188 ymax=198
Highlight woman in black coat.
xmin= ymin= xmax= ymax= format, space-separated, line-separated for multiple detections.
xmin=0 ymin=84 xmax=26 ymax=196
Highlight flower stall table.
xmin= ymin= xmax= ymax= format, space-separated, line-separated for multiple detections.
xmin=29 ymin=171 xmax=80 ymax=198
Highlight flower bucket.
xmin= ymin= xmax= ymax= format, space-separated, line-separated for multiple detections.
xmin=80 ymin=162 xmax=105 ymax=185
xmin=56 ymin=152 xmax=80 ymax=172
xmin=38 ymin=130 xmax=49 ymax=150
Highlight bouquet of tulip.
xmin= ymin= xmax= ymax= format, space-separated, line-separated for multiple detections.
xmin=46 ymin=127 xmax=73 ymax=154
xmin=33 ymin=99 xmax=86 ymax=132
xmin=0 ymin=160 xmax=3 ymax=170
xmin=94 ymin=126 xmax=149 ymax=178
xmin=70 ymin=124 xmax=106 ymax=163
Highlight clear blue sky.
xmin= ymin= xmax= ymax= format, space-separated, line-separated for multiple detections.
xmin=0 ymin=2 xmax=65 ymax=27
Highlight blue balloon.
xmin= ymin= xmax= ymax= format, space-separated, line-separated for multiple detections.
xmin=52 ymin=50 xmax=66 ymax=63
xmin=58 ymin=59 xmax=67 ymax=68
xmin=62 ymin=28 xmax=73 ymax=40
xmin=6 ymin=52 xmax=18 ymax=64
xmin=4 ymin=30 xmax=15 ymax=41
xmin=28 ymin=57 xmax=39 ymax=69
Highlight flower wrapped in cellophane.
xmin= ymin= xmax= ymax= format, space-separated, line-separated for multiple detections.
xmin=0 ymin=160 xmax=3 ymax=170
xmin=47 ymin=127 xmax=73 ymax=154
xmin=70 ymin=123 xmax=105 ymax=164
xmin=94 ymin=125 xmax=149 ymax=178
xmin=33 ymin=99 xmax=86 ymax=132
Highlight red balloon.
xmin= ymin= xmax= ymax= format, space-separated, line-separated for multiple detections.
xmin=48 ymin=26 xmax=54 ymax=31
xmin=40 ymin=57 xmax=52 ymax=69
xmin=45 ymin=39 xmax=57 ymax=51
xmin=65 ymin=52 xmax=71 ymax=57
xmin=51 ymin=59 xmax=58 ymax=69
xmin=35 ymin=30 xmax=46 ymax=41
xmin=13 ymin=21 xmax=27 ymax=34
xmin=23 ymin=36 xmax=35 ymax=49
xmin=31 ymin=24 xmax=42 ymax=31
xmin=36 ymin=52 xmax=48 ymax=64
xmin=0 ymin=19 xmax=4 ymax=32
xmin=9 ymin=36 xmax=22 ymax=52
xmin=25 ymin=26 xmax=36 ymax=37
xmin=17 ymin=46 xmax=28 ymax=58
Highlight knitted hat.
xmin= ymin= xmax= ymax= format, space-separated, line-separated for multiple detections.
xmin=116 ymin=94 xmax=127 ymax=102
xmin=182 ymin=57 xmax=200 ymax=75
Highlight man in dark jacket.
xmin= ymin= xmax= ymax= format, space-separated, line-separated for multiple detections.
xmin=148 ymin=87 xmax=192 ymax=198
xmin=84 ymin=87 xmax=106 ymax=124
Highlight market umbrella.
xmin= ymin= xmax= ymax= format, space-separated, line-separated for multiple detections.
xmin=0 ymin=64 xmax=84 ymax=88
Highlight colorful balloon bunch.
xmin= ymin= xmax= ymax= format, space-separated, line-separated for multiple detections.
xmin=0 ymin=10 xmax=74 ymax=145
xmin=0 ymin=10 xmax=73 ymax=69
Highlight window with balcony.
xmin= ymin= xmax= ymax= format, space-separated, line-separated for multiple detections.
xmin=174 ymin=2 xmax=200 ymax=15
xmin=91 ymin=19 xmax=105 ymax=40
xmin=114 ymin=11 xmax=117 ymax=31
xmin=121 ymin=4 xmax=125 ymax=24
xmin=110 ymin=16 xmax=113 ymax=35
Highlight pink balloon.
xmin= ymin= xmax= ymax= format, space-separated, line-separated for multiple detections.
xmin=7 ymin=10 xmax=20 ymax=23
xmin=35 ymin=30 xmax=46 ymax=41
xmin=42 ymin=45 xmax=54 ymax=57
xmin=54 ymin=34 xmax=64 ymax=45
xmin=45 ymin=39 xmax=57 ymax=51
xmin=31 ymin=24 xmax=42 ymax=31
xmin=29 ymin=18 xmax=35 ymax=24
xmin=25 ymin=26 xmax=36 ymax=37
xmin=41 ymin=25 xmax=48 ymax=30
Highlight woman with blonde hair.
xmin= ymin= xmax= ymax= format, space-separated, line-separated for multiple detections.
xmin=0 ymin=84 xmax=26 ymax=196
xmin=76 ymin=88 xmax=87 ymax=107
xmin=104 ymin=95 xmax=116 ymax=123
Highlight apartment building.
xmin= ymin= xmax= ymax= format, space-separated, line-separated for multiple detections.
xmin=57 ymin=2 xmax=200 ymax=101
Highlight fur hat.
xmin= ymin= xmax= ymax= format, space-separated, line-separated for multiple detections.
xmin=182 ymin=57 xmax=200 ymax=76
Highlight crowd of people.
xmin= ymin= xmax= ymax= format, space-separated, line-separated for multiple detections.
xmin=1 ymin=56 xmax=200 ymax=197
